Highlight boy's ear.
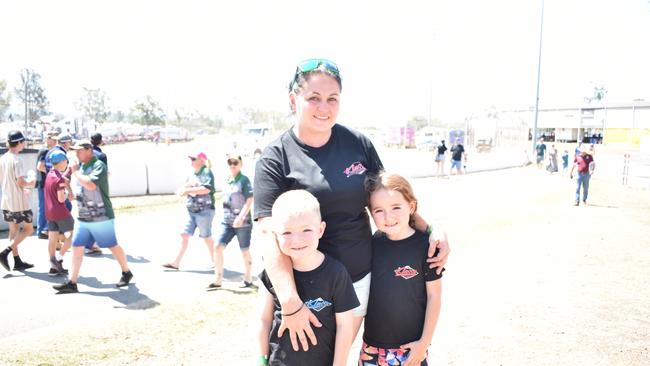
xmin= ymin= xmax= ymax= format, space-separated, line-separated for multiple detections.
xmin=318 ymin=221 xmax=326 ymax=239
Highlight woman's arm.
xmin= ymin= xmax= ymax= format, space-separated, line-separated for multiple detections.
xmin=258 ymin=216 xmax=322 ymax=351
xmin=401 ymin=280 xmax=442 ymax=366
xmin=412 ymin=212 xmax=450 ymax=274
xmin=257 ymin=286 xmax=275 ymax=365
xmin=332 ymin=310 xmax=355 ymax=366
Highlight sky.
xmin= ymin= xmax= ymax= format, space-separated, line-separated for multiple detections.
xmin=1 ymin=0 xmax=649 ymax=126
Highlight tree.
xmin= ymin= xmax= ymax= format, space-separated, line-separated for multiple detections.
xmin=0 ymin=80 xmax=11 ymax=121
xmin=406 ymin=115 xmax=429 ymax=131
xmin=77 ymin=87 xmax=110 ymax=124
xmin=585 ymin=85 xmax=607 ymax=104
xmin=14 ymin=69 xmax=49 ymax=125
xmin=130 ymin=96 xmax=165 ymax=126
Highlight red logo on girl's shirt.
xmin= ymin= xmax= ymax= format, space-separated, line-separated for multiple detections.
xmin=394 ymin=266 xmax=419 ymax=279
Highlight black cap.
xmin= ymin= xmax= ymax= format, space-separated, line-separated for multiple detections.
xmin=8 ymin=130 xmax=26 ymax=143
xmin=91 ymin=132 xmax=103 ymax=145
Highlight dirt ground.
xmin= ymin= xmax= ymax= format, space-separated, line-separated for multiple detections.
xmin=0 ymin=166 xmax=648 ymax=365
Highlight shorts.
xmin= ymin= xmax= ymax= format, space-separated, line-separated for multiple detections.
xmin=352 ymin=272 xmax=371 ymax=317
xmin=434 ymin=154 xmax=445 ymax=162
xmin=216 ymin=223 xmax=252 ymax=250
xmin=451 ymin=159 xmax=462 ymax=170
xmin=47 ymin=217 xmax=74 ymax=234
xmin=536 ymin=155 xmax=544 ymax=164
xmin=183 ymin=209 xmax=215 ymax=238
xmin=359 ymin=341 xmax=428 ymax=365
xmin=72 ymin=219 xmax=118 ymax=248
xmin=2 ymin=210 xmax=33 ymax=224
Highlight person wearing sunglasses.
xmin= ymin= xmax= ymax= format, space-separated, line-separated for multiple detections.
xmin=163 ymin=152 xmax=216 ymax=271
xmin=253 ymin=59 xmax=451 ymax=363
xmin=208 ymin=153 xmax=255 ymax=290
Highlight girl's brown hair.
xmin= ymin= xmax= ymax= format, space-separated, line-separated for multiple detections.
xmin=364 ymin=171 xmax=418 ymax=228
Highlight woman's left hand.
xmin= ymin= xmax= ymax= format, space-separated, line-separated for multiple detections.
xmin=426 ymin=227 xmax=450 ymax=275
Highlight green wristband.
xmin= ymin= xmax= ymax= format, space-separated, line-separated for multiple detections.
xmin=427 ymin=225 xmax=433 ymax=235
xmin=258 ymin=355 xmax=269 ymax=365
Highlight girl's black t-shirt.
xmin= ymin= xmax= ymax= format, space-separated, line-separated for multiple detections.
xmin=363 ymin=230 xmax=443 ymax=349
xmin=254 ymin=124 xmax=383 ymax=282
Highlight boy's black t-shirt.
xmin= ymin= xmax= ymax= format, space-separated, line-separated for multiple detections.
xmin=254 ymin=124 xmax=384 ymax=282
xmin=363 ymin=230 xmax=443 ymax=349
xmin=260 ymin=255 xmax=360 ymax=366
xmin=450 ymin=144 xmax=464 ymax=161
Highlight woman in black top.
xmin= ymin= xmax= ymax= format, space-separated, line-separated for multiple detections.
xmin=254 ymin=59 xmax=451 ymax=353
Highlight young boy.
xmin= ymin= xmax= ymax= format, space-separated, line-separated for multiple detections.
xmin=257 ymin=190 xmax=358 ymax=366
xmin=44 ymin=149 xmax=74 ymax=276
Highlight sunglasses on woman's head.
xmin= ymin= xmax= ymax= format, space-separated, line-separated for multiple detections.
xmin=289 ymin=58 xmax=340 ymax=91
xmin=227 ymin=160 xmax=239 ymax=166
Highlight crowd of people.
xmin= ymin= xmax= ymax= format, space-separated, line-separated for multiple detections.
xmin=0 ymin=130 xmax=133 ymax=293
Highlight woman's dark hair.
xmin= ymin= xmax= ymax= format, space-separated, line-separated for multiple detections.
xmin=289 ymin=66 xmax=342 ymax=95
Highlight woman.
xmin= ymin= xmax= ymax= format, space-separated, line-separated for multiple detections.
xmin=253 ymin=59 xmax=451 ymax=351
xmin=163 ymin=152 xmax=215 ymax=270
xmin=208 ymin=153 xmax=254 ymax=290
xmin=435 ymin=140 xmax=447 ymax=176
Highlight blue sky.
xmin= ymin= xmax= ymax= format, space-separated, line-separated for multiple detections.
xmin=2 ymin=0 xmax=649 ymax=126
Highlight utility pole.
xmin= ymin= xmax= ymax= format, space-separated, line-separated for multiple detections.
xmin=532 ymin=0 xmax=545 ymax=153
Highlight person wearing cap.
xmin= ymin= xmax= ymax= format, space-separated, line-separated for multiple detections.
xmin=52 ymin=139 xmax=133 ymax=293
xmin=163 ymin=152 xmax=216 ymax=271
xmin=91 ymin=132 xmax=108 ymax=168
xmin=44 ymin=149 xmax=74 ymax=276
xmin=35 ymin=130 xmax=60 ymax=239
xmin=45 ymin=133 xmax=73 ymax=212
xmin=569 ymin=145 xmax=595 ymax=206
xmin=208 ymin=153 xmax=255 ymax=290
xmin=0 ymin=131 xmax=36 ymax=272
xmin=449 ymin=138 xmax=467 ymax=175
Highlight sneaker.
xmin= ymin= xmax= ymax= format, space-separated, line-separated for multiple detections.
xmin=85 ymin=247 xmax=103 ymax=255
xmin=574 ymin=201 xmax=579 ymax=206
xmin=13 ymin=261 xmax=34 ymax=271
xmin=38 ymin=232 xmax=49 ymax=240
xmin=206 ymin=282 xmax=222 ymax=291
xmin=47 ymin=267 xmax=68 ymax=276
xmin=583 ymin=201 xmax=588 ymax=206
xmin=239 ymin=280 xmax=258 ymax=289
xmin=116 ymin=271 xmax=133 ymax=287
xmin=0 ymin=250 xmax=9 ymax=271
xmin=50 ymin=257 xmax=65 ymax=273
xmin=53 ymin=281 xmax=78 ymax=294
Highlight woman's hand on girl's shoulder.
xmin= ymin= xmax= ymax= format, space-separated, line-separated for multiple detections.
xmin=426 ymin=228 xmax=449 ymax=275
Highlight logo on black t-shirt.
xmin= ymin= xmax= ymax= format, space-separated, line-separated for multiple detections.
xmin=343 ymin=161 xmax=367 ymax=178
xmin=394 ymin=265 xmax=419 ymax=279
xmin=305 ymin=297 xmax=332 ymax=312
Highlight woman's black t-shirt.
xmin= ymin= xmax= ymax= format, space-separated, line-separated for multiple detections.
xmin=254 ymin=124 xmax=383 ymax=282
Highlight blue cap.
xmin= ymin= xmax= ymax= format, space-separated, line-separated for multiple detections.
xmin=49 ymin=150 xmax=68 ymax=164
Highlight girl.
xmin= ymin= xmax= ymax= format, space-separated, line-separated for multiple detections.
xmin=361 ymin=172 xmax=443 ymax=366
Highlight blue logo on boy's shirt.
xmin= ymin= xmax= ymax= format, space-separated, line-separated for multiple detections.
xmin=305 ymin=297 xmax=332 ymax=312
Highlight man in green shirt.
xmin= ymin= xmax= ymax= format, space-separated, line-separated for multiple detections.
xmin=52 ymin=140 xmax=133 ymax=294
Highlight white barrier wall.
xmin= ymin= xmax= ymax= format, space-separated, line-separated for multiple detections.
xmin=108 ymin=161 xmax=149 ymax=196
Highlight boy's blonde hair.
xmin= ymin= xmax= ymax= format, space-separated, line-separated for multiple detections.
xmin=271 ymin=190 xmax=321 ymax=222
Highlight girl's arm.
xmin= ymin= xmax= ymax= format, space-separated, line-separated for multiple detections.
xmin=401 ymin=280 xmax=442 ymax=366
xmin=258 ymin=217 xmax=322 ymax=352
xmin=412 ymin=212 xmax=450 ymax=274
xmin=257 ymin=285 xmax=275 ymax=365
xmin=332 ymin=310 xmax=355 ymax=366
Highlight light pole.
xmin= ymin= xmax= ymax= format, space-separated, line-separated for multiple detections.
xmin=532 ymin=0 xmax=545 ymax=153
